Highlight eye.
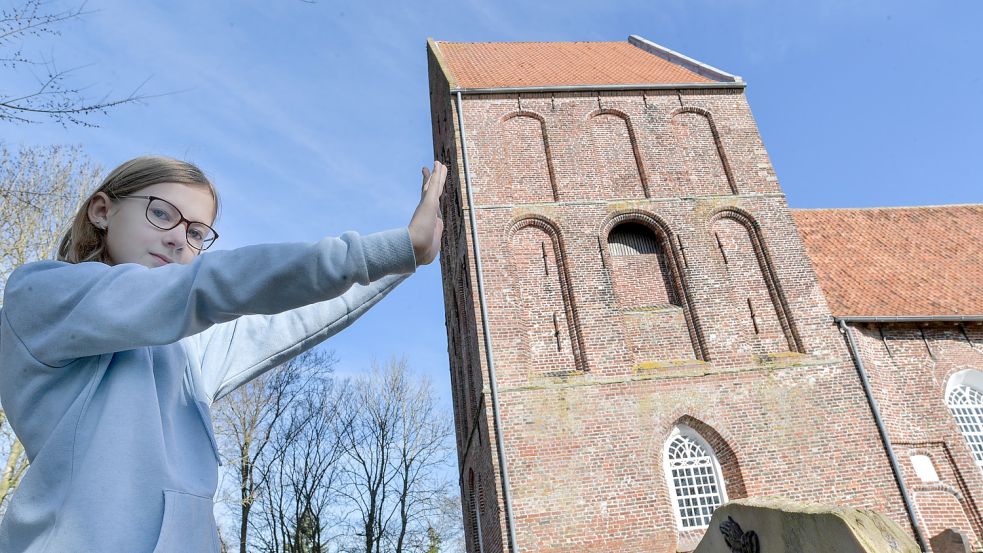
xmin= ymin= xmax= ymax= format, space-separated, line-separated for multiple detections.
xmin=150 ymin=208 xmax=173 ymax=221
xmin=188 ymin=228 xmax=205 ymax=241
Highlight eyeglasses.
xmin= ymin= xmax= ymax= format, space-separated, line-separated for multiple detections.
xmin=116 ymin=195 xmax=219 ymax=251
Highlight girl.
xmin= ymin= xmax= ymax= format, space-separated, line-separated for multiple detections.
xmin=0 ymin=155 xmax=446 ymax=552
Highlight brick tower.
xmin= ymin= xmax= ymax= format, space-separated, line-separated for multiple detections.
xmin=427 ymin=37 xmax=916 ymax=553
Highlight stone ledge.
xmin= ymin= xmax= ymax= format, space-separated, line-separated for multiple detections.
xmin=499 ymin=356 xmax=849 ymax=393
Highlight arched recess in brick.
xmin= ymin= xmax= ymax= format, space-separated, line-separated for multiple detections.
xmin=600 ymin=211 xmax=707 ymax=362
xmin=447 ymin=283 xmax=468 ymax=452
xmin=671 ymin=107 xmax=736 ymax=196
xmin=508 ymin=216 xmax=587 ymax=374
xmin=667 ymin=415 xmax=747 ymax=503
xmin=586 ymin=109 xmax=649 ymax=200
xmin=455 ymin=262 xmax=477 ymax=431
xmin=913 ymin=487 xmax=981 ymax=549
xmin=467 ymin=469 xmax=485 ymax=553
xmin=709 ymin=208 xmax=803 ymax=354
xmin=906 ymin=444 xmax=983 ymax=545
xmin=500 ymin=111 xmax=558 ymax=203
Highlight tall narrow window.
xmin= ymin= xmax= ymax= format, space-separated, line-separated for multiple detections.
xmin=607 ymin=222 xmax=678 ymax=307
xmin=468 ymin=470 xmax=485 ymax=553
xmin=606 ymin=219 xmax=701 ymax=362
xmin=948 ymin=381 xmax=983 ymax=469
xmin=664 ymin=427 xmax=727 ymax=529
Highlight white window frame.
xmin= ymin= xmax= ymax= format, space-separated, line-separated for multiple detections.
xmin=663 ymin=425 xmax=728 ymax=531
xmin=945 ymin=369 xmax=983 ymax=470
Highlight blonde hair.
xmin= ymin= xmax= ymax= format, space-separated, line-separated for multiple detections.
xmin=57 ymin=156 xmax=220 ymax=264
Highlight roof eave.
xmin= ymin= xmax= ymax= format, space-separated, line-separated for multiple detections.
xmin=451 ymin=81 xmax=746 ymax=95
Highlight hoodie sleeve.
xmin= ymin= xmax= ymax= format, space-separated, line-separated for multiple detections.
xmin=2 ymin=228 xmax=417 ymax=368
xmin=193 ymin=272 xmax=409 ymax=403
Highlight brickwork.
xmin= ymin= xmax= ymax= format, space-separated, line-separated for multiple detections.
xmin=429 ymin=44 xmax=507 ymax=553
xmin=425 ymin=39 xmax=969 ymax=553
xmin=847 ymin=322 xmax=983 ymax=550
xmin=671 ymin=109 xmax=734 ymax=196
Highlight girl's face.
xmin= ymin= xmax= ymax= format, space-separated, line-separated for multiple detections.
xmin=87 ymin=182 xmax=217 ymax=268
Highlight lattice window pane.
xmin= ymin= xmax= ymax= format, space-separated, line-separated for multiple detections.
xmin=948 ymin=385 xmax=983 ymax=468
xmin=667 ymin=435 xmax=724 ymax=528
xmin=608 ymin=223 xmax=659 ymax=256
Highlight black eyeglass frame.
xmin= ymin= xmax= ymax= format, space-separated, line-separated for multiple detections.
xmin=115 ymin=194 xmax=219 ymax=252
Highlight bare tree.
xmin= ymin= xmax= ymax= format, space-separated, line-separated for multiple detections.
xmin=253 ymin=377 xmax=349 ymax=553
xmin=215 ymin=353 xmax=456 ymax=553
xmin=0 ymin=143 xmax=100 ymax=515
xmin=338 ymin=357 xmax=454 ymax=553
xmin=425 ymin=494 xmax=465 ymax=553
xmin=0 ymin=143 xmax=99 ymax=291
xmin=1 ymin=0 xmax=147 ymax=126
xmin=213 ymin=349 xmax=338 ymax=553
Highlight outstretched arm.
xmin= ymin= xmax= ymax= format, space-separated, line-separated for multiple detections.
xmin=192 ymin=273 xmax=407 ymax=402
xmin=3 ymin=228 xmax=416 ymax=368
xmin=192 ymin=161 xmax=447 ymax=401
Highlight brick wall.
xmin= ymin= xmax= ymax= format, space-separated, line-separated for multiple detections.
xmin=848 ymin=322 xmax=983 ymax=550
xmin=429 ymin=44 xmax=923 ymax=553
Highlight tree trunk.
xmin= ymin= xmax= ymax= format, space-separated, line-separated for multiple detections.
xmin=0 ymin=439 xmax=26 ymax=506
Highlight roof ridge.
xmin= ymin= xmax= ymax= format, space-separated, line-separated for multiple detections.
xmin=434 ymin=40 xmax=627 ymax=45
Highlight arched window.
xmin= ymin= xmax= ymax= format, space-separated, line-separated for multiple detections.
xmin=946 ymin=369 xmax=983 ymax=469
xmin=664 ymin=426 xmax=728 ymax=529
xmin=608 ymin=222 xmax=657 ymax=255
xmin=606 ymin=222 xmax=679 ymax=307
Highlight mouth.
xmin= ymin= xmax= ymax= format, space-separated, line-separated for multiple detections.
xmin=150 ymin=253 xmax=173 ymax=265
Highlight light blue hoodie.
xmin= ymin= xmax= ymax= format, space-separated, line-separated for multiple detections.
xmin=0 ymin=227 xmax=417 ymax=552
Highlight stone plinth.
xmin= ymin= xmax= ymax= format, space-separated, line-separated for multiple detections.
xmin=692 ymin=497 xmax=919 ymax=553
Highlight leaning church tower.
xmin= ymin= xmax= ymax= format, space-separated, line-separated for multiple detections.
xmin=427 ymin=37 xmax=915 ymax=553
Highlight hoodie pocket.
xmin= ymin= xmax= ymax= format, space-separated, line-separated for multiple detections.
xmin=151 ymin=489 xmax=220 ymax=553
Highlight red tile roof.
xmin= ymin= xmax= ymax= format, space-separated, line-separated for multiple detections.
xmin=433 ymin=41 xmax=715 ymax=89
xmin=792 ymin=205 xmax=983 ymax=318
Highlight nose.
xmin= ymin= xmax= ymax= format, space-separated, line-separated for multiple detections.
xmin=162 ymin=222 xmax=187 ymax=251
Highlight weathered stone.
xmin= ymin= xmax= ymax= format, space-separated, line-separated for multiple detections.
xmin=692 ymin=497 xmax=919 ymax=553
xmin=930 ymin=528 xmax=970 ymax=553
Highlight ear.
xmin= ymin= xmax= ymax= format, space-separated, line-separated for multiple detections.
xmin=87 ymin=192 xmax=113 ymax=229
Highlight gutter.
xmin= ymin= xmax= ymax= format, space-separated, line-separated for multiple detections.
xmin=836 ymin=316 xmax=983 ymax=324
xmin=451 ymin=82 xmax=744 ymax=95
xmin=836 ymin=319 xmax=931 ymax=553
xmin=455 ymin=90 xmax=520 ymax=553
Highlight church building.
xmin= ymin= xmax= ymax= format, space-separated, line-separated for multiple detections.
xmin=426 ymin=36 xmax=983 ymax=553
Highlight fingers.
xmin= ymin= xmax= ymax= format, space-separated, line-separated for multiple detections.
xmin=429 ymin=161 xmax=445 ymax=200
xmin=421 ymin=161 xmax=446 ymax=203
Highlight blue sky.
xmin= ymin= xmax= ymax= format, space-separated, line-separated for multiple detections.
xmin=5 ymin=0 xmax=981 ymax=411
